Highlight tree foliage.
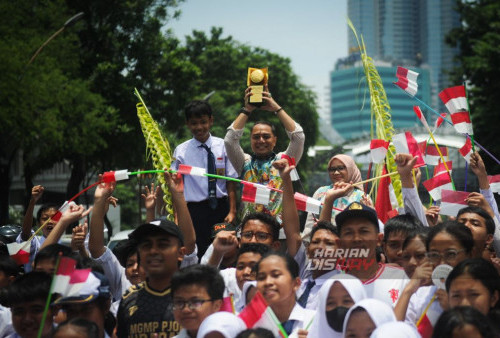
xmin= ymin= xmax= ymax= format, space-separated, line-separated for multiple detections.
xmin=447 ymin=0 xmax=500 ymax=171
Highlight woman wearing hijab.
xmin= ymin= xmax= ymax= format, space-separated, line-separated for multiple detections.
xmin=302 ymin=154 xmax=371 ymax=242
xmin=343 ymin=298 xmax=397 ymax=338
xmin=370 ymin=322 xmax=420 ymax=338
xmin=196 ymin=312 xmax=246 ymax=338
xmin=308 ymin=274 xmax=367 ymax=337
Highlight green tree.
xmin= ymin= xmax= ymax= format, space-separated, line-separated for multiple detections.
xmin=447 ymin=0 xmax=500 ymax=171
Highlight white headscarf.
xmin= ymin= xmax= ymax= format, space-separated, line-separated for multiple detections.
xmin=196 ymin=311 xmax=246 ymax=338
xmin=370 ymin=321 xmax=420 ymax=338
xmin=308 ymin=274 xmax=367 ymax=337
xmin=235 ymin=281 xmax=257 ymax=313
xmin=342 ymin=298 xmax=396 ymax=337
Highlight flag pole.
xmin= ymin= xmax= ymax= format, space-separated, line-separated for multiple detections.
xmin=37 ymin=253 xmax=62 ymax=338
xmin=352 ymin=171 xmax=400 ymax=186
xmin=463 ymin=82 xmax=475 ymax=152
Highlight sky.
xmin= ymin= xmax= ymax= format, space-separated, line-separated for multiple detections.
xmin=168 ymin=0 xmax=348 ymax=119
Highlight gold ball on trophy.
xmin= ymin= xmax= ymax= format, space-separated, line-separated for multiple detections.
xmin=250 ymin=69 xmax=265 ymax=84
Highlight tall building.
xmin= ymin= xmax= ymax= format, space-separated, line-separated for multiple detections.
xmin=332 ymin=0 xmax=460 ymax=140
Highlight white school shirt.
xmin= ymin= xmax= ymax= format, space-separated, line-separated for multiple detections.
xmin=405 ymin=285 xmax=443 ymax=329
xmin=218 ymin=267 xmax=242 ymax=305
xmin=361 ymin=263 xmax=409 ymax=307
xmin=171 ymin=135 xmax=238 ymax=202
xmin=287 ymin=303 xmax=316 ymax=337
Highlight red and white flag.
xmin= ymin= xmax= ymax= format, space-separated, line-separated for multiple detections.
xmin=433 ymin=113 xmax=448 ymax=133
xmin=418 ymin=141 xmax=427 ymax=155
xmin=439 ymin=85 xmax=468 ymax=114
xmin=392 ymin=131 xmax=426 ymax=167
xmin=459 ymin=138 xmax=473 ymax=163
xmin=488 ymin=175 xmax=500 ymax=194
xmin=424 ymin=145 xmax=448 ymax=166
xmin=280 ymin=154 xmax=300 ymax=181
xmin=241 ymin=182 xmax=271 ymax=205
xmin=440 ymin=190 xmax=469 ymax=216
xmin=414 ymin=106 xmax=429 ymax=129
xmin=423 ymin=174 xmax=453 ymax=201
xmin=238 ymin=292 xmax=287 ymax=337
xmin=52 ymin=201 xmax=77 ymax=222
xmin=6 ymin=241 xmax=31 ymax=265
xmin=53 ymin=259 xmax=97 ymax=297
xmin=434 ymin=161 xmax=453 ymax=177
xmin=394 ymin=67 xmax=419 ymax=96
xmin=52 ymin=257 xmax=77 ymax=295
xmin=370 ymin=139 xmax=390 ymax=164
xmin=294 ymin=192 xmax=322 ymax=214
xmin=177 ymin=164 xmax=206 ymax=177
xmin=450 ymin=111 xmax=474 ymax=135
xmin=102 ymin=169 xmax=130 ymax=183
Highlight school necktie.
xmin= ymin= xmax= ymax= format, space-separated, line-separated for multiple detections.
xmin=282 ymin=319 xmax=297 ymax=335
xmin=297 ymin=279 xmax=315 ymax=308
xmin=200 ymin=143 xmax=217 ymax=209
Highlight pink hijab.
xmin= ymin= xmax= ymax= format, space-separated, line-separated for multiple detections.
xmin=328 ymin=154 xmax=362 ymax=184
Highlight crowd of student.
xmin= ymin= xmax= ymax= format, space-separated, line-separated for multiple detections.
xmin=0 ymin=86 xmax=499 ymax=338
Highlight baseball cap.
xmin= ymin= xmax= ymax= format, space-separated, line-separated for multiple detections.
xmin=335 ymin=202 xmax=379 ymax=232
xmin=211 ymin=222 xmax=238 ymax=238
xmin=128 ymin=218 xmax=184 ymax=246
xmin=52 ymin=271 xmax=111 ymax=305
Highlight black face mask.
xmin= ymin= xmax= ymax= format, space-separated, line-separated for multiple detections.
xmin=326 ymin=306 xmax=349 ymax=332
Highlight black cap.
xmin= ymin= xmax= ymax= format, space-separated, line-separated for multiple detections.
xmin=211 ymin=222 xmax=238 ymax=238
xmin=335 ymin=202 xmax=379 ymax=232
xmin=129 ymin=218 xmax=184 ymax=246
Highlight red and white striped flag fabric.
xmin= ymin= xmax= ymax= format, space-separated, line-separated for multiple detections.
xmin=370 ymin=139 xmax=390 ymax=164
xmin=280 ymin=154 xmax=300 ymax=181
xmin=488 ymin=175 xmax=500 ymax=194
xmin=433 ymin=113 xmax=448 ymax=133
xmin=434 ymin=161 xmax=453 ymax=177
xmin=459 ymin=138 xmax=473 ymax=163
xmin=102 ymin=169 xmax=130 ymax=183
xmin=450 ymin=111 xmax=473 ymax=135
xmin=177 ymin=164 xmax=206 ymax=177
xmin=392 ymin=131 xmax=426 ymax=167
xmin=423 ymin=174 xmax=453 ymax=201
xmin=394 ymin=66 xmax=419 ymax=96
xmin=52 ymin=201 xmax=77 ymax=222
xmin=439 ymin=85 xmax=468 ymax=114
xmin=440 ymin=190 xmax=469 ymax=216
xmin=294 ymin=192 xmax=322 ymax=214
xmin=413 ymin=106 xmax=429 ymax=129
xmin=424 ymin=145 xmax=448 ymax=166
xmin=238 ymin=292 xmax=287 ymax=337
xmin=6 ymin=241 xmax=31 ymax=265
xmin=418 ymin=141 xmax=427 ymax=155
xmin=52 ymin=256 xmax=77 ymax=295
xmin=241 ymin=182 xmax=271 ymax=205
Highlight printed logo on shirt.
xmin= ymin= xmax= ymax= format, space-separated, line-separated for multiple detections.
xmin=129 ymin=305 xmax=139 ymax=317
xmin=216 ymin=168 xmax=225 ymax=176
xmin=389 ymin=288 xmax=400 ymax=303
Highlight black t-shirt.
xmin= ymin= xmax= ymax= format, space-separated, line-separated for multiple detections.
xmin=116 ymin=282 xmax=180 ymax=338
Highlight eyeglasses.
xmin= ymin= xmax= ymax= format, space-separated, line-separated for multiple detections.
xmin=172 ymin=299 xmax=214 ymax=311
xmin=426 ymin=250 xmax=466 ymax=264
xmin=328 ymin=166 xmax=347 ymax=172
xmin=241 ymin=231 xmax=272 ymax=242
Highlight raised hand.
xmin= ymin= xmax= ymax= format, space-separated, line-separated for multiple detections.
xmin=212 ymin=230 xmax=238 ymax=256
xmin=425 ymin=206 xmax=441 ymax=227
xmin=272 ymin=158 xmax=295 ymax=179
xmin=326 ymin=181 xmax=353 ymax=201
xmin=164 ymin=171 xmax=184 ymax=194
xmin=31 ymin=185 xmax=45 ymax=203
xmin=142 ymin=183 xmax=160 ymax=210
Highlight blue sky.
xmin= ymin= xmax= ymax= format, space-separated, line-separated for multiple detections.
xmin=168 ymin=0 xmax=348 ymax=118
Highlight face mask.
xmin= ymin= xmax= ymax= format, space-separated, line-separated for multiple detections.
xmin=326 ymin=306 xmax=349 ymax=332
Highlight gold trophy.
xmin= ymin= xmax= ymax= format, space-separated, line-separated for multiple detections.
xmin=247 ymin=67 xmax=268 ymax=107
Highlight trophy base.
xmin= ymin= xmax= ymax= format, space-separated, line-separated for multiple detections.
xmin=249 ymin=85 xmax=264 ymax=107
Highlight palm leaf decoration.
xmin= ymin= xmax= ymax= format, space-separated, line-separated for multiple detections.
xmin=135 ymin=88 xmax=175 ymax=219
xmin=347 ymin=19 xmax=403 ymax=207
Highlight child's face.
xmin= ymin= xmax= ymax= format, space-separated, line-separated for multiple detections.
xmin=235 ymin=252 xmax=261 ymax=290
xmin=256 ymin=255 xmax=299 ymax=306
xmin=39 ymin=208 xmax=58 ymax=238
xmin=186 ymin=115 xmax=213 ymax=143
xmin=11 ymin=299 xmax=53 ymax=338
xmin=173 ymin=284 xmax=221 ymax=333
xmin=383 ymin=231 xmax=407 ymax=266
xmin=125 ymin=253 xmax=145 ymax=286
xmin=345 ymin=309 xmax=376 ymax=338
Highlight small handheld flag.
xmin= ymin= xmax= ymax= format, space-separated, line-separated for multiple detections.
xmin=439 ymin=86 xmax=468 ymax=114
xmin=459 ymin=138 xmax=473 ymax=163
xmin=440 ymin=190 xmax=469 ymax=216
xmin=423 ymin=174 xmax=453 ymax=201
xmin=294 ymin=192 xmax=322 ymax=214
xmin=394 ymin=67 xmax=419 ymax=96
xmin=370 ymin=139 xmax=390 ymax=164
xmin=392 ymin=131 xmax=426 ymax=167
xmin=280 ymin=154 xmax=300 ymax=181
xmin=450 ymin=111 xmax=473 ymax=135
xmin=242 ymin=182 xmax=271 ymax=205
xmin=177 ymin=164 xmax=206 ymax=177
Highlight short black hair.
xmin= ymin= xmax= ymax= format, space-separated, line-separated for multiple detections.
xmin=310 ymin=220 xmax=339 ymax=241
xmin=402 ymin=227 xmax=429 ymax=251
xmin=171 ymin=264 xmax=224 ymax=301
xmin=236 ymin=328 xmax=275 ymax=338
xmin=256 ymin=252 xmax=299 ymax=279
xmin=426 ymin=221 xmax=474 ymax=254
xmin=251 ymin=121 xmax=276 ymax=136
xmin=383 ymin=214 xmax=422 ymax=243
xmin=237 ymin=243 xmax=271 ymax=262
xmin=112 ymin=239 xmax=138 ymax=268
xmin=0 ymin=257 xmax=20 ymax=281
xmin=36 ymin=203 xmax=60 ymax=223
xmin=0 ymin=271 xmax=51 ymax=307
xmin=240 ymin=212 xmax=281 ymax=242
xmin=432 ymin=307 xmax=498 ymax=338
xmin=53 ymin=318 xmax=99 ymax=337
xmin=34 ymin=243 xmax=74 ymax=268
xmin=457 ymin=206 xmax=495 ymax=235
xmin=184 ymin=100 xmax=212 ymax=120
